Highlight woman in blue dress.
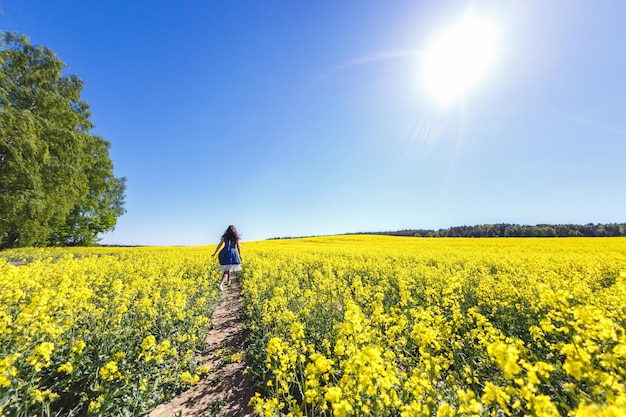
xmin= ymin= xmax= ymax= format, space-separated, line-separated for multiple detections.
xmin=212 ymin=225 xmax=242 ymax=291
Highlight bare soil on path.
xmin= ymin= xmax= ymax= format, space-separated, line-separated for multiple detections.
xmin=149 ymin=282 xmax=256 ymax=417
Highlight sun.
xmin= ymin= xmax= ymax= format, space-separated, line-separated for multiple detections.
xmin=422 ymin=13 xmax=500 ymax=107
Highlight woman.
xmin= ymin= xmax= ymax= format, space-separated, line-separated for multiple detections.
xmin=212 ymin=225 xmax=242 ymax=291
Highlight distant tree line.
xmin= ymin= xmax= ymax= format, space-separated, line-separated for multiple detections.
xmin=360 ymin=223 xmax=626 ymax=238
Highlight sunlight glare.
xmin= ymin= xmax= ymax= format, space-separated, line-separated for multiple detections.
xmin=422 ymin=14 xmax=499 ymax=107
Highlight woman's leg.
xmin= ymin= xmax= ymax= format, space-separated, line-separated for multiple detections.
xmin=220 ymin=271 xmax=229 ymax=290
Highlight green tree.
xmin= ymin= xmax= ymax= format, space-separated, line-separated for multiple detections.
xmin=0 ymin=31 xmax=126 ymax=248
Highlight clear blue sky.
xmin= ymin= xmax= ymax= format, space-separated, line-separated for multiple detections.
xmin=3 ymin=1 xmax=625 ymax=245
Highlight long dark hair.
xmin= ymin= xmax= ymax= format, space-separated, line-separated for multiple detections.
xmin=222 ymin=225 xmax=240 ymax=242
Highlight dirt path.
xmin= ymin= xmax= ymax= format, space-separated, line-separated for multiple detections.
xmin=149 ymin=282 xmax=256 ymax=417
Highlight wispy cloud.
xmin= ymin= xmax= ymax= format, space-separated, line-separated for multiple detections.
xmin=552 ymin=109 xmax=626 ymax=138
xmin=316 ymin=49 xmax=424 ymax=81
xmin=331 ymin=49 xmax=424 ymax=71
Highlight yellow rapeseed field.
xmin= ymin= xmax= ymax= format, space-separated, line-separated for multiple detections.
xmin=1 ymin=236 xmax=625 ymax=416
xmin=240 ymin=236 xmax=626 ymax=417
xmin=0 ymin=246 xmax=218 ymax=416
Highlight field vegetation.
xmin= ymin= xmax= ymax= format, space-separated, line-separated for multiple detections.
xmin=1 ymin=236 xmax=625 ymax=416
xmin=0 ymin=247 xmax=217 ymax=416
xmin=243 ymin=236 xmax=626 ymax=416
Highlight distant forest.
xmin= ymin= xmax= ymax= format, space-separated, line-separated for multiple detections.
xmin=360 ymin=223 xmax=626 ymax=238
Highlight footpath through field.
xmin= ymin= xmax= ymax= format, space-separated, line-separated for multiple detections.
xmin=149 ymin=281 xmax=255 ymax=417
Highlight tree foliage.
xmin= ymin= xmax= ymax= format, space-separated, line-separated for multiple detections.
xmin=0 ymin=31 xmax=126 ymax=248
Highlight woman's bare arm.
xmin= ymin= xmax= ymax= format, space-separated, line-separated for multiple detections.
xmin=212 ymin=238 xmax=224 ymax=256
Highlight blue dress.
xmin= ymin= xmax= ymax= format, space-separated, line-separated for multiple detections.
xmin=218 ymin=239 xmax=241 ymax=272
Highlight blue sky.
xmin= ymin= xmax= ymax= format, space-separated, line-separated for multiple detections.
xmin=2 ymin=1 xmax=625 ymax=245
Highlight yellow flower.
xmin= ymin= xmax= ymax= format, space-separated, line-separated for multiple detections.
xmin=561 ymin=343 xmax=591 ymax=381
xmin=530 ymin=394 xmax=559 ymax=417
xmin=32 ymin=388 xmax=59 ymax=403
xmin=71 ymin=340 xmax=86 ymax=355
xmin=305 ymin=387 xmax=319 ymax=403
xmin=88 ymin=397 xmax=103 ymax=412
xmin=141 ymin=335 xmax=156 ymax=351
xmin=57 ymin=362 xmax=73 ymax=374
xmin=0 ymin=354 xmax=19 ymax=388
xmin=457 ymin=389 xmax=482 ymax=414
xmin=179 ymin=371 xmax=198 ymax=385
xmin=482 ymin=381 xmax=511 ymax=410
xmin=27 ymin=342 xmax=55 ymax=372
xmin=487 ymin=340 xmax=522 ymax=379
xmin=158 ymin=339 xmax=171 ymax=352
xmin=197 ymin=364 xmax=211 ymax=375
xmin=333 ymin=400 xmax=354 ymax=417
xmin=139 ymin=377 xmax=148 ymax=391
xmin=324 ymin=386 xmax=342 ymax=403
xmin=99 ymin=360 xmax=121 ymax=381
xmin=573 ymin=403 xmax=626 ymax=417
xmin=32 ymin=388 xmax=46 ymax=403
xmin=34 ymin=342 xmax=54 ymax=362
xmin=290 ymin=321 xmax=305 ymax=341
xmin=436 ymin=403 xmax=454 ymax=417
